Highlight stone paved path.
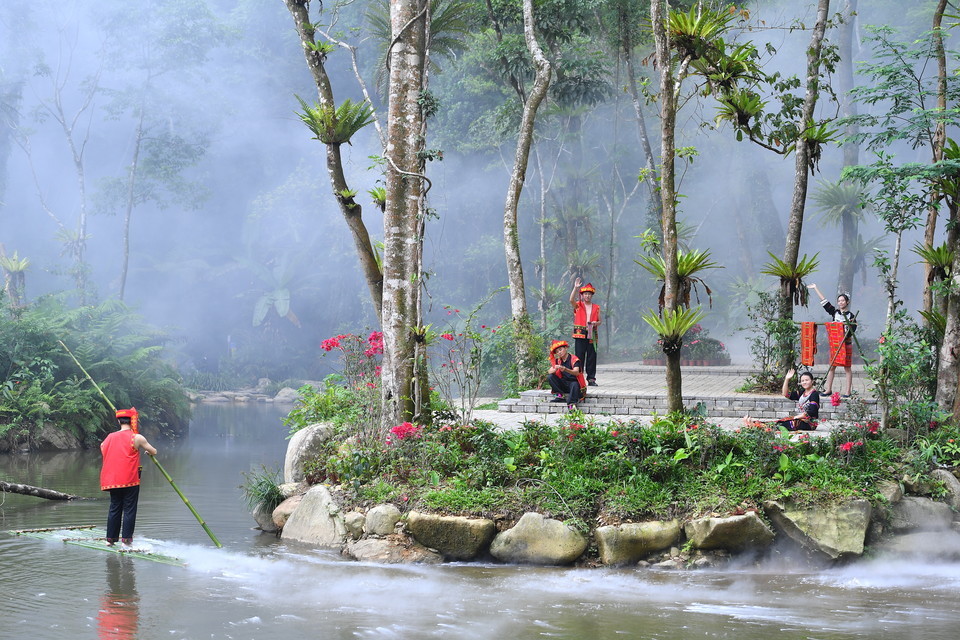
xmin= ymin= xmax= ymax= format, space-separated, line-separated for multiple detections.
xmin=473 ymin=363 xmax=873 ymax=433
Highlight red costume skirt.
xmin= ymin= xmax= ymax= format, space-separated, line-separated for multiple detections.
xmin=825 ymin=322 xmax=852 ymax=367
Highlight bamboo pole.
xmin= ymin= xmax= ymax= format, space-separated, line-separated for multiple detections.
xmin=57 ymin=339 xmax=223 ymax=548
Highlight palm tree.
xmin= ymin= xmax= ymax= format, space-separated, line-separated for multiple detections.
xmin=812 ymin=180 xmax=870 ymax=294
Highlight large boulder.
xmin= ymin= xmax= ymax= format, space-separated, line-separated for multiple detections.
xmin=344 ymin=537 xmax=443 ymax=564
xmin=764 ymin=499 xmax=871 ymax=561
xmin=407 ymin=512 xmax=497 ymax=560
xmin=280 ymin=485 xmax=347 ymax=547
xmin=888 ymin=496 xmax=953 ymax=531
xmin=344 ymin=511 xmax=366 ymax=540
xmin=930 ymin=469 xmax=960 ymax=511
xmin=34 ymin=424 xmax=83 ymax=451
xmin=595 ymin=520 xmax=680 ymax=565
xmin=364 ymin=504 xmax=402 ymax=536
xmin=272 ymin=494 xmax=304 ymax=529
xmin=489 ymin=513 xmax=587 ymax=565
xmin=252 ymin=501 xmax=279 ymax=533
xmin=273 ymin=387 xmax=301 ymax=403
xmin=684 ymin=512 xmax=774 ymax=552
xmin=283 ymin=423 xmax=335 ymax=484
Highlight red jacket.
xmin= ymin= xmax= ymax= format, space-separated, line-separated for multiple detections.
xmin=100 ymin=430 xmax=141 ymax=491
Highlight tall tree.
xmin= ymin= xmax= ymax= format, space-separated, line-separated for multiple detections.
xmin=381 ymin=0 xmax=430 ymax=425
xmin=649 ymin=0 xmax=684 ymax=412
xmin=283 ymin=0 xmax=385 ymax=318
xmin=502 ymin=0 xmax=552 ymax=389
xmin=835 ymin=0 xmax=860 ymax=296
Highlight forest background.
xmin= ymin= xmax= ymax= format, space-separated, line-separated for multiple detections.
xmin=0 ymin=0 xmax=955 ymax=436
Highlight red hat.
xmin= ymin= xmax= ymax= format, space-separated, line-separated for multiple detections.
xmin=550 ymin=340 xmax=569 ymax=354
xmin=115 ymin=407 xmax=139 ymax=433
xmin=580 ymin=283 xmax=596 ymax=294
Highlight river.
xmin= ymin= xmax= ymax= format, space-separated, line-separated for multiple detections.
xmin=2 ymin=403 xmax=960 ymax=640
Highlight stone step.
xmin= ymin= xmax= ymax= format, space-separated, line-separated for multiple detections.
xmin=498 ymin=390 xmax=873 ymax=419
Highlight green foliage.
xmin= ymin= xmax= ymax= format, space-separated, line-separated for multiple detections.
xmin=737 ymin=291 xmax=798 ymax=392
xmin=240 ymin=466 xmax=284 ymax=512
xmin=298 ymin=410 xmax=916 ymax=523
xmin=295 ymin=96 xmax=375 ymax=146
xmin=283 ymin=377 xmax=368 ymax=436
xmin=0 ymin=296 xmax=190 ymax=445
xmin=636 ymin=248 xmax=723 ymax=310
xmin=866 ymin=314 xmax=944 ymax=441
xmin=641 ymin=307 xmax=706 ymax=354
xmin=760 ymin=252 xmax=820 ymax=307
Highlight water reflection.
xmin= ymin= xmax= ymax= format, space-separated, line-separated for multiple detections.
xmin=96 ymin=555 xmax=140 ymax=640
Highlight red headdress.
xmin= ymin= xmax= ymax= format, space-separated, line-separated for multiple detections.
xmin=549 ymin=340 xmax=569 ymax=355
xmin=115 ymin=407 xmax=139 ymax=434
xmin=579 ymin=283 xmax=596 ymax=294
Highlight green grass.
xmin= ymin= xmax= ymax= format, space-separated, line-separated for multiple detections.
xmin=290 ymin=408 xmax=942 ymax=526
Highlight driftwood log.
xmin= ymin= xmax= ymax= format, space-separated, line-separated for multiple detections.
xmin=0 ymin=480 xmax=84 ymax=500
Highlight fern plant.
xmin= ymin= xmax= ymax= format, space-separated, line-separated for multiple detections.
xmin=912 ymin=241 xmax=955 ymax=283
xmin=761 ymin=252 xmax=820 ymax=306
xmin=641 ymin=307 xmax=707 ymax=355
xmin=295 ymin=96 xmax=375 ymax=146
xmin=636 ymin=248 xmax=723 ymax=310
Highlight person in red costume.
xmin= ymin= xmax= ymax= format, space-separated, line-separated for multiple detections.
xmin=547 ymin=340 xmax=586 ymax=408
xmin=570 ymin=277 xmax=601 ymax=386
xmin=100 ymin=408 xmax=157 ymax=547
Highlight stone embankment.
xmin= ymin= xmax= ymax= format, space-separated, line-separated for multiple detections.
xmin=251 ymin=423 xmax=960 ymax=568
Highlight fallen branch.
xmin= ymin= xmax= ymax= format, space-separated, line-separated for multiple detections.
xmin=0 ymin=480 xmax=85 ymax=501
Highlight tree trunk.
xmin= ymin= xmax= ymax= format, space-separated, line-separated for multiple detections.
xmin=779 ymin=0 xmax=830 ymax=371
xmin=923 ymin=0 xmax=949 ymax=316
xmin=0 ymin=480 xmax=82 ymax=501
xmin=283 ymin=0 xmax=384 ymax=319
xmin=503 ymin=0 xmax=551 ymax=389
xmin=652 ymin=0 xmax=682 ymax=413
xmin=119 ymin=104 xmax=145 ymax=302
xmin=381 ymin=0 xmax=429 ymax=427
xmin=935 ymin=243 xmax=960 ymax=415
xmin=837 ymin=0 xmax=859 ymax=295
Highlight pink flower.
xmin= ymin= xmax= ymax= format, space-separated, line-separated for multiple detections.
xmin=831 ymin=392 xmax=841 ymax=407
xmin=320 ymin=337 xmax=342 ymax=352
xmin=611 ymin=431 xmax=619 ymax=436
xmin=390 ymin=422 xmax=423 ymax=440
xmin=441 ymin=333 xmax=454 ymax=341
xmin=840 ymin=441 xmax=854 ymax=452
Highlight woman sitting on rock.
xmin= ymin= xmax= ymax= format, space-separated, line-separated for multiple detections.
xmin=744 ymin=368 xmax=819 ymax=431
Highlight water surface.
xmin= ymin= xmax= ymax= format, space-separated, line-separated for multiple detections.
xmin=2 ymin=403 xmax=959 ymax=639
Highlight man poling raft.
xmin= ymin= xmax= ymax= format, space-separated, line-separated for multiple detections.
xmin=57 ymin=339 xmax=222 ymax=548
xmin=100 ymin=407 xmax=157 ymax=547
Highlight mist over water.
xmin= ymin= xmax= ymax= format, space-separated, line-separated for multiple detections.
xmin=2 ymin=404 xmax=960 ymax=640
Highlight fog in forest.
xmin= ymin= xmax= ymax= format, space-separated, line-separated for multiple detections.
xmin=0 ymin=0 xmax=946 ymax=385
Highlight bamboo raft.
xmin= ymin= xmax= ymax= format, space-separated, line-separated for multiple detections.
xmin=9 ymin=525 xmax=186 ymax=566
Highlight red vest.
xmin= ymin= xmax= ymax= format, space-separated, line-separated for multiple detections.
xmin=572 ymin=301 xmax=601 ymax=340
xmin=100 ymin=430 xmax=141 ymax=491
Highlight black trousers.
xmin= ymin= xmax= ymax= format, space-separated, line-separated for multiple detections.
xmin=106 ymin=485 xmax=140 ymax=541
xmin=549 ymin=373 xmax=581 ymax=404
xmin=574 ymin=338 xmax=597 ymax=381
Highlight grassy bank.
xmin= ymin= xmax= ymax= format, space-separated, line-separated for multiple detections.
xmin=281 ymin=386 xmax=958 ymax=532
